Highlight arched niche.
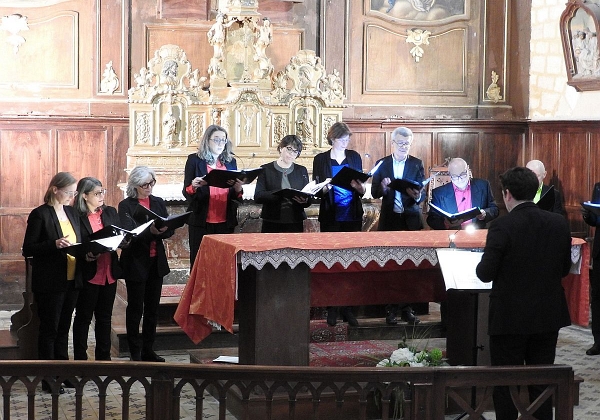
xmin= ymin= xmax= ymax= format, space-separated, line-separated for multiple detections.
xmin=560 ymin=0 xmax=600 ymax=91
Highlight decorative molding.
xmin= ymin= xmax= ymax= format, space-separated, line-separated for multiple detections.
xmin=99 ymin=61 xmax=119 ymax=94
xmin=406 ymin=28 xmax=431 ymax=62
xmin=485 ymin=70 xmax=502 ymax=103
xmin=1 ymin=13 xmax=28 ymax=54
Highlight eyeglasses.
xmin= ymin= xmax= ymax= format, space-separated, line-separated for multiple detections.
xmin=392 ymin=140 xmax=412 ymax=148
xmin=284 ymin=146 xmax=300 ymax=156
xmin=210 ymin=137 xmax=228 ymax=145
xmin=450 ymin=172 xmax=469 ymax=181
xmin=90 ymin=189 xmax=107 ymax=197
xmin=60 ymin=190 xmax=78 ymax=197
xmin=336 ymin=137 xmax=350 ymax=143
xmin=139 ymin=179 xmax=156 ymax=189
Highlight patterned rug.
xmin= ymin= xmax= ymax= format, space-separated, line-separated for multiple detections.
xmin=310 ymin=319 xmax=348 ymax=342
xmin=309 ymin=340 xmax=398 ymax=367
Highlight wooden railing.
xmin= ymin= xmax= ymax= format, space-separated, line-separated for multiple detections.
xmin=0 ymin=361 xmax=574 ymax=420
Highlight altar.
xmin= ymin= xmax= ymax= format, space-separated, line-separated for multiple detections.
xmin=174 ymin=230 xmax=588 ymax=366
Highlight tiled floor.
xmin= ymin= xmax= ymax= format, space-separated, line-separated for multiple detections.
xmin=1 ymin=311 xmax=599 ymax=419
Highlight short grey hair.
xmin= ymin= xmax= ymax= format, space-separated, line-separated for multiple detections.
xmin=391 ymin=127 xmax=413 ymax=140
xmin=126 ymin=166 xmax=156 ymax=198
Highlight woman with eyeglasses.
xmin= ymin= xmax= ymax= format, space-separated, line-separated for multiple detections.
xmin=312 ymin=122 xmax=365 ymax=327
xmin=118 ymin=166 xmax=174 ymax=362
xmin=71 ymin=177 xmax=121 ymax=361
xmin=254 ymin=135 xmax=311 ymax=233
xmin=22 ymin=172 xmax=81 ymax=392
xmin=182 ymin=124 xmax=243 ymax=267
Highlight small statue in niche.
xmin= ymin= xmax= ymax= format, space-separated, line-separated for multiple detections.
xmin=295 ymin=107 xmax=317 ymax=147
xmin=162 ymin=110 xmax=179 ymax=148
xmin=100 ymin=61 xmax=119 ymax=94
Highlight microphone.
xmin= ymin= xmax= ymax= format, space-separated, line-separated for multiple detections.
xmin=231 ymin=152 xmax=247 ymax=170
xmin=448 ymin=229 xmax=460 ymax=248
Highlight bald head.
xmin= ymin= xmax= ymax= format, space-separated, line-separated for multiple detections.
xmin=448 ymin=158 xmax=469 ymax=189
xmin=526 ymin=160 xmax=546 ymax=185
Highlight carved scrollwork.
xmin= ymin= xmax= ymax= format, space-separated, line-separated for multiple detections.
xmin=406 ymin=28 xmax=431 ymax=62
xmin=486 ymin=71 xmax=502 ymax=103
xmin=1 ymin=14 xmax=28 ymax=54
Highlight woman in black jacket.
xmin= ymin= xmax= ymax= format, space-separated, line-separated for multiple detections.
xmin=254 ymin=135 xmax=311 ymax=233
xmin=118 ymin=166 xmax=174 ymax=362
xmin=182 ymin=124 xmax=243 ymax=267
xmin=312 ymin=122 xmax=365 ymax=327
xmin=72 ymin=177 xmax=122 ymax=361
xmin=22 ymin=172 xmax=81 ymax=392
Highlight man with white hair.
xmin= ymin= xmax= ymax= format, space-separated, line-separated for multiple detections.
xmin=525 ymin=159 xmax=566 ymax=216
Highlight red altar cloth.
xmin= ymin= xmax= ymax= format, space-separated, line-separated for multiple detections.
xmin=173 ymin=231 xmax=589 ymax=344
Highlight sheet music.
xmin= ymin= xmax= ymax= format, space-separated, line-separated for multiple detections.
xmin=436 ymin=248 xmax=491 ymax=290
xmin=212 ymin=355 xmax=239 ymax=364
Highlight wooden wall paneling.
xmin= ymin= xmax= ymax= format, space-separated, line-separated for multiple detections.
xmin=482 ymin=0 xmax=508 ymax=106
xmin=56 ymin=129 xmax=108 ymax=183
xmin=146 ymin=24 xmax=208 ymax=76
xmin=158 ymin=0 xmax=208 ymax=20
xmin=97 ymin=0 xmax=128 ymax=97
xmin=508 ymin=1 xmax=531 ymax=119
xmin=0 ymin=129 xmax=55 ymax=209
xmin=433 ymin=132 xmax=480 ymax=171
xmin=321 ymin=0 xmax=347 ymax=79
xmin=0 ymin=216 xmax=27 ymax=255
xmin=107 ymin=124 xmax=130 ymax=207
xmin=589 ymin=131 xmax=600 ymax=193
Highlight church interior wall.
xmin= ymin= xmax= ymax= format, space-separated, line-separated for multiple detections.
xmin=0 ymin=0 xmax=596 ymax=307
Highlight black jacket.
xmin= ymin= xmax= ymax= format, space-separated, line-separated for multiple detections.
xmin=312 ymin=149 xmax=364 ymax=225
xmin=254 ymin=161 xmax=311 ymax=223
xmin=22 ymin=204 xmax=83 ymax=293
xmin=182 ymin=153 xmax=241 ymax=228
xmin=476 ymin=202 xmax=572 ymax=335
xmin=79 ymin=206 xmax=123 ymax=282
xmin=117 ymin=196 xmax=173 ymax=282
xmin=371 ymin=154 xmax=425 ymax=231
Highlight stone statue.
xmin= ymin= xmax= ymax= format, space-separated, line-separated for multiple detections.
xmin=162 ymin=110 xmax=178 ymax=148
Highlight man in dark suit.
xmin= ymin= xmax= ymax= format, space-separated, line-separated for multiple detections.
xmin=426 ymin=158 xmax=499 ymax=230
xmin=582 ymin=182 xmax=600 ymax=355
xmin=476 ymin=166 xmax=572 ymax=420
xmin=526 ymin=159 xmax=567 ymax=216
xmin=372 ymin=126 xmax=426 ymax=324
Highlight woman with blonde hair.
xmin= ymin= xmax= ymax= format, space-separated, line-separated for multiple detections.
xmin=182 ymin=124 xmax=243 ymax=267
xmin=22 ymin=171 xmax=82 ymax=392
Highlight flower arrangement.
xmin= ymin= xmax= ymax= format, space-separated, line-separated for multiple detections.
xmin=377 ymin=345 xmax=445 ymax=367
xmin=377 ymin=331 xmax=446 ymax=368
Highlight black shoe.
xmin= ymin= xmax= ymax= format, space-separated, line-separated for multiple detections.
xmin=41 ymin=380 xmax=65 ymax=394
xmin=385 ymin=312 xmax=398 ymax=325
xmin=326 ymin=307 xmax=338 ymax=326
xmin=341 ymin=307 xmax=359 ymax=327
xmin=141 ymin=350 xmax=165 ymax=362
xmin=586 ymin=344 xmax=600 ymax=355
xmin=401 ymin=309 xmax=420 ymax=325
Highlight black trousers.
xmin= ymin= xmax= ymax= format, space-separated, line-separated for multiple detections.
xmin=125 ymin=258 xmax=163 ymax=358
xmin=35 ymin=281 xmax=79 ymax=360
xmin=188 ymin=222 xmax=234 ymax=268
xmin=72 ymin=280 xmax=117 ymax=360
xmin=489 ymin=331 xmax=559 ymax=420
xmin=591 ymin=264 xmax=600 ymax=343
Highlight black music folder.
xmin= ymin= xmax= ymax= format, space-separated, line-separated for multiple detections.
xmin=537 ymin=185 xmax=556 ymax=211
xmin=428 ymin=202 xmax=482 ymax=224
xmin=203 ymin=167 xmax=263 ymax=189
xmin=389 ymin=177 xmax=431 ymax=192
xmin=134 ymin=205 xmax=192 ymax=230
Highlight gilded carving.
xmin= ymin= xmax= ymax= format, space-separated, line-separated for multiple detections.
xmin=406 ymin=28 xmax=431 ymax=62
xmin=127 ymin=2 xmax=345 ymax=200
xmin=100 ymin=61 xmax=119 ymax=94
xmin=486 ymin=70 xmax=502 ymax=103
xmin=1 ymin=14 xmax=28 ymax=54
